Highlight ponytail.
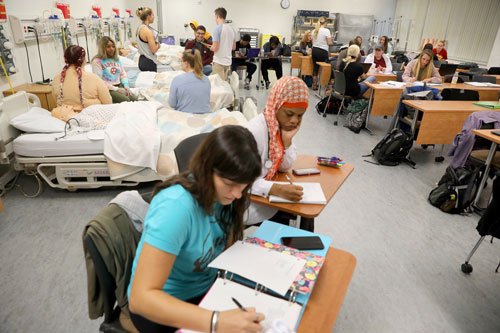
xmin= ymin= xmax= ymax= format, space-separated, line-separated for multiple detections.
xmin=182 ymin=49 xmax=203 ymax=79
xmin=313 ymin=16 xmax=327 ymax=40
xmin=342 ymin=44 xmax=360 ymax=71
xmin=136 ymin=7 xmax=153 ymax=22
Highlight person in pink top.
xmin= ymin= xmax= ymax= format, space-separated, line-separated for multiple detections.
xmin=402 ymin=49 xmax=442 ymax=83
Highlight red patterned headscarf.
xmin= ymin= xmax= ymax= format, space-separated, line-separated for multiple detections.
xmin=264 ymin=76 xmax=309 ymax=180
xmin=60 ymin=45 xmax=86 ymax=107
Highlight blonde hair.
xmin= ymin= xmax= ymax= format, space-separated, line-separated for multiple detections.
xmin=182 ymin=49 xmax=203 ymax=79
xmin=412 ymin=49 xmax=434 ymax=80
xmin=313 ymin=16 xmax=327 ymax=39
xmin=93 ymin=36 xmax=118 ymax=61
xmin=301 ymin=31 xmax=311 ymax=44
xmin=136 ymin=7 xmax=153 ymax=22
xmin=342 ymin=44 xmax=360 ymax=71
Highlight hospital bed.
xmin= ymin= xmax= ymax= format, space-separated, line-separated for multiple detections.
xmin=0 ymin=92 xmax=249 ymax=197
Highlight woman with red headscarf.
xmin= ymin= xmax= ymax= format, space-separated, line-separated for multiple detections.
xmin=52 ymin=45 xmax=112 ymax=112
xmin=245 ymin=76 xmax=309 ymax=225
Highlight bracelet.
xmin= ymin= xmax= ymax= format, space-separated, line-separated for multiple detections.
xmin=210 ymin=310 xmax=219 ymax=333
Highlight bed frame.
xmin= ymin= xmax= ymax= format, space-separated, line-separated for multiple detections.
xmin=0 ymin=92 xmax=155 ymax=196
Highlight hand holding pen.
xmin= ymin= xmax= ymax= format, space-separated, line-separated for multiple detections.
xmin=213 ymin=298 xmax=265 ymax=332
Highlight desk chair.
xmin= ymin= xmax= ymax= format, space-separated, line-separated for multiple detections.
xmin=173 ymin=133 xmax=209 ymax=173
xmin=396 ymin=71 xmax=404 ymax=82
xmin=444 ymin=74 xmax=468 ymax=83
xmin=469 ymin=68 xmax=489 ymax=75
xmin=472 ymin=75 xmax=496 ymax=84
xmin=330 ymin=71 xmax=353 ymax=126
xmin=488 ymin=67 xmax=500 ymax=75
xmin=392 ymin=63 xmax=404 ymax=71
xmin=441 ymin=88 xmax=479 ymax=101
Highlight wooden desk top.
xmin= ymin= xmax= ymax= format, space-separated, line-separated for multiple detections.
xmin=3 ymin=83 xmax=52 ymax=94
xmin=472 ymin=129 xmax=500 ymax=145
xmin=366 ymin=81 xmax=500 ymax=92
xmin=250 ymin=155 xmax=354 ymax=218
xmin=372 ymin=73 xmax=397 ymax=81
xmin=456 ymin=68 xmax=470 ymax=73
xmin=402 ymin=100 xmax=493 ymax=113
xmin=317 ymin=62 xmax=331 ymax=68
xmin=298 ymin=247 xmax=356 ymax=332
xmin=299 ymin=55 xmax=312 ymax=59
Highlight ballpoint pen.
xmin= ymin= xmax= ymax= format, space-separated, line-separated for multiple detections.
xmin=285 ymin=174 xmax=294 ymax=185
xmin=231 ymin=297 xmax=247 ymax=312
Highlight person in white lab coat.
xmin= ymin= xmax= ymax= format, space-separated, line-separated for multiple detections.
xmin=245 ymin=76 xmax=310 ymax=225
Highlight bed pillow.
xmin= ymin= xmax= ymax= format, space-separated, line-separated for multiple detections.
xmin=10 ymin=107 xmax=66 ymax=133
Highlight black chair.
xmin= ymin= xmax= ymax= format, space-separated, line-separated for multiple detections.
xmin=396 ymin=71 xmax=404 ymax=82
xmin=330 ymin=71 xmax=353 ymax=126
xmin=469 ymin=67 xmax=488 ymax=75
xmin=441 ymin=88 xmax=479 ymax=101
xmin=392 ymin=63 xmax=403 ymax=71
xmin=472 ymin=75 xmax=496 ymax=83
xmin=444 ymin=74 xmax=467 ymax=83
xmin=458 ymin=74 xmax=471 ymax=82
xmin=174 ymin=133 xmax=209 ymax=173
xmin=487 ymin=67 xmax=500 ymax=75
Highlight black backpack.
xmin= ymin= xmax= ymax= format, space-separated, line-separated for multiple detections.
xmin=280 ymin=44 xmax=292 ymax=57
xmin=428 ymin=166 xmax=480 ymax=214
xmin=365 ymin=128 xmax=414 ymax=166
xmin=457 ymin=62 xmax=478 ymax=70
xmin=315 ymin=95 xmax=341 ymax=115
xmin=394 ymin=53 xmax=409 ymax=65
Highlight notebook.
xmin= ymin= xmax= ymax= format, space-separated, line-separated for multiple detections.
xmin=380 ymin=80 xmax=406 ymax=88
xmin=269 ymin=182 xmax=326 ymax=204
xmin=473 ymin=102 xmax=500 ymax=109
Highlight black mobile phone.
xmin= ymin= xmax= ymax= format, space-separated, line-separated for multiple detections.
xmin=281 ymin=236 xmax=325 ymax=250
xmin=492 ymin=130 xmax=500 ymax=136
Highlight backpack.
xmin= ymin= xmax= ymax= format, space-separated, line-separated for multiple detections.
xmin=428 ymin=166 xmax=480 ymax=214
xmin=280 ymin=44 xmax=292 ymax=57
xmin=344 ymin=99 xmax=369 ymax=133
xmin=457 ymin=62 xmax=478 ymax=70
xmin=315 ymin=95 xmax=341 ymax=115
xmin=366 ymin=128 xmax=414 ymax=166
xmin=394 ymin=53 xmax=409 ymax=65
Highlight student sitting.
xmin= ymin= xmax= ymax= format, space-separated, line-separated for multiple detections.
xmin=231 ymin=34 xmax=257 ymax=90
xmin=336 ymin=39 xmax=362 ymax=71
xmin=364 ymin=44 xmax=393 ymax=73
xmin=356 ymin=35 xmax=365 ymax=56
xmin=52 ymin=45 xmax=111 ymax=112
xmin=184 ymin=25 xmax=213 ymax=76
xmin=92 ymin=37 xmax=138 ymax=103
xmin=433 ymin=40 xmax=448 ymax=61
xmin=136 ymin=7 xmax=160 ymax=72
xmin=423 ymin=43 xmax=439 ymax=61
xmin=245 ymin=76 xmax=309 ymax=225
xmin=339 ymin=45 xmax=376 ymax=97
xmin=299 ymin=31 xmax=312 ymax=55
xmin=128 ymin=125 xmax=264 ymax=333
xmin=379 ymin=35 xmax=392 ymax=55
xmin=188 ymin=20 xmax=212 ymax=42
xmin=169 ymin=49 xmax=211 ymax=114
xmin=261 ymin=36 xmax=283 ymax=89
xmin=402 ymin=49 xmax=442 ymax=83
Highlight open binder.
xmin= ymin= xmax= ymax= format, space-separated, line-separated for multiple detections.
xmin=182 ymin=221 xmax=331 ymax=332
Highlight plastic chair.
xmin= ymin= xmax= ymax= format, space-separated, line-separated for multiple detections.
xmin=441 ymin=88 xmax=479 ymax=101
xmin=487 ymin=67 xmax=500 ymax=75
xmin=392 ymin=63 xmax=404 ymax=71
xmin=331 ymin=71 xmax=352 ymax=126
xmin=396 ymin=71 xmax=404 ymax=82
xmin=472 ymin=75 xmax=496 ymax=83
xmin=174 ymin=133 xmax=209 ymax=173
xmin=444 ymin=74 xmax=467 ymax=83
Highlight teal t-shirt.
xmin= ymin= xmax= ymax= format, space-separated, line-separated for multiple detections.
xmin=128 ymin=184 xmax=227 ymax=300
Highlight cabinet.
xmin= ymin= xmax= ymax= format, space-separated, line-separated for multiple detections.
xmin=291 ymin=11 xmax=336 ymax=49
xmin=3 ymin=83 xmax=56 ymax=111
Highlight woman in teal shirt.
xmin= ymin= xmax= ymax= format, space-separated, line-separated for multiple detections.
xmin=128 ymin=125 xmax=265 ymax=332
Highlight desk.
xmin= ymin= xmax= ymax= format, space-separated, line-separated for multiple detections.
xmin=291 ymin=52 xmax=303 ymax=76
xmin=250 ymin=155 xmax=354 ymax=231
xmin=371 ymin=73 xmax=396 ymax=82
xmin=297 ymin=247 xmax=356 ymax=332
xmin=402 ymin=100 xmax=494 ymax=144
xmin=317 ymin=62 xmax=332 ymax=97
xmin=471 ymin=129 xmax=500 ymax=207
xmin=364 ymin=82 xmax=500 ymax=129
xmin=299 ymin=55 xmax=313 ymax=76
xmin=3 ymin=83 xmax=56 ymax=110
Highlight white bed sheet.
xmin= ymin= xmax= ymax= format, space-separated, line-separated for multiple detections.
xmin=13 ymin=131 xmax=104 ymax=157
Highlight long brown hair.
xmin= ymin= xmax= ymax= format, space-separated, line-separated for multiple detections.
xmin=94 ymin=36 xmax=118 ymax=61
xmin=182 ymin=49 xmax=203 ymax=79
xmin=412 ymin=49 xmax=434 ymax=80
xmin=152 ymin=125 xmax=261 ymax=246
xmin=300 ymin=31 xmax=312 ymax=49
xmin=380 ymin=35 xmax=389 ymax=54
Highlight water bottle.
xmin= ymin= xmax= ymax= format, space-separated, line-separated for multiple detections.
xmin=451 ymin=72 xmax=459 ymax=85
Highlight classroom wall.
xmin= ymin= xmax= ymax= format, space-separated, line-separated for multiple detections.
xmin=487 ymin=25 xmax=500 ymax=68
xmin=160 ymin=0 xmax=396 ymax=47
xmin=0 ymin=0 xmax=132 ymax=94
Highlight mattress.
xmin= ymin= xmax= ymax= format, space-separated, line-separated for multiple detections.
xmin=13 ymin=131 xmax=105 ymax=157
xmin=122 ymin=64 xmax=173 ymax=73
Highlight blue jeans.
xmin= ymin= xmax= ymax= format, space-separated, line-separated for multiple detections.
xmin=358 ymin=75 xmax=376 ymax=96
xmin=203 ymin=65 xmax=212 ymax=76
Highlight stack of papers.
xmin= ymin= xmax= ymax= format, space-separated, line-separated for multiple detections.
xmin=411 ymin=81 xmax=443 ymax=86
xmin=465 ymin=82 xmax=500 ymax=87
xmin=380 ymin=81 xmax=406 ymax=88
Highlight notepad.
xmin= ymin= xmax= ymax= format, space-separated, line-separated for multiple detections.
xmin=380 ymin=80 xmax=406 ymax=88
xmin=269 ymin=182 xmax=326 ymax=205
xmin=473 ymin=102 xmax=500 ymax=109
xmin=465 ymin=82 xmax=500 ymax=87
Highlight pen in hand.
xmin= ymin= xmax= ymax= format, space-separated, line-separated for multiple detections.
xmin=231 ymin=297 xmax=247 ymax=312
xmin=285 ymin=174 xmax=294 ymax=185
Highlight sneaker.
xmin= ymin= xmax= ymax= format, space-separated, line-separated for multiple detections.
xmin=244 ymin=78 xmax=250 ymax=90
xmin=265 ymin=81 xmax=271 ymax=89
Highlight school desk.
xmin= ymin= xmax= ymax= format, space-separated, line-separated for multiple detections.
xmin=297 ymin=247 xmax=356 ymax=332
xmin=316 ymin=62 xmax=332 ymax=97
xmin=299 ymin=55 xmax=314 ymax=76
xmin=401 ymin=100 xmax=494 ymax=144
xmin=371 ymin=72 xmax=397 ymax=82
xmin=250 ymin=155 xmax=354 ymax=232
xmin=471 ymin=129 xmax=500 ymax=207
xmin=363 ymin=82 xmax=500 ymax=129
xmin=290 ymin=52 xmax=303 ymax=75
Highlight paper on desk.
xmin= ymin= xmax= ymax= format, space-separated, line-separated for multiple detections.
xmin=411 ymin=81 xmax=442 ymax=86
xmin=465 ymin=81 xmax=500 ymax=87
xmin=181 ymin=279 xmax=302 ymax=333
xmin=380 ymin=80 xmax=406 ymax=88
xmin=208 ymin=241 xmax=306 ymax=296
xmin=269 ymin=182 xmax=326 ymax=204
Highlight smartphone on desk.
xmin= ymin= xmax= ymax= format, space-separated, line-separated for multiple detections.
xmin=492 ymin=130 xmax=500 ymax=136
xmin=281 ymin=236 xmax=325 ymax=250
xmin=292 ymin=168 xmax=321 ymax=176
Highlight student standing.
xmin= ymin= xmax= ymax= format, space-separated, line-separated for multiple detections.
xmin=128 ymin=125 xmax=264 ymax=333
xmin=364 ymin=44 xmax=393 ymax=73
xmin=402 ymin=49 xmax=442 ymax=83
xmin=184 ymin=25 xmax=213 ymax=76
xmin=169 ymin=49 xmax=211 ymax=114
xmin=261 ymin=36 xmax=283 ymax=89
xmin=136 ymin=7 xmax=160 ymax=72
xmin=311 ymin=16 xmax=332 ymax=90
xmin=245 ymin=76 xmax=309 ymax=225
xmin=210 ymin=7 xmax=235 ymax=81
xmin=92 ymin=37 xmax=138 ymax=103
xmin=231 ymin=34 xmax=257 ymax=90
